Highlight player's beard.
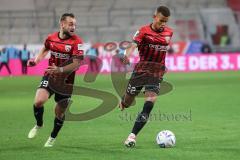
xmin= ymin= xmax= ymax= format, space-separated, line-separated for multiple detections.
xmin=63 ymin=30 xmax=72 ymax=38
xmin=155 ymin=23 xmax=165 ymax=32
xmin=152 ymin=23 xmax=162 ymax=32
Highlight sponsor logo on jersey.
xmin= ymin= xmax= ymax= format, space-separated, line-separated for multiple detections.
xmin=65 ymin=45 xmax=72 ymax=52
xmin=51 ymin=51 xmax=70 ymax=59
xmin=149 ymin=44 xmax=168 ymax=51
xmin=164 ymin=36 xmax=171 ymax=43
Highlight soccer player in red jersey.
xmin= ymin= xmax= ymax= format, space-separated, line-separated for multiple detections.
xmin=27 ymin=13 xmax=84 ymax=147
xmin=119 ymin=6 xmax=173 ymax=147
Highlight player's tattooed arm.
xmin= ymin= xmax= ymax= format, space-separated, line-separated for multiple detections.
xmin=122 ymin=42 xmax=137 ymax=65
xmin=27 ymin=46 xmax=49 ymax=66
xmin=46 ymin=58 xmax=81 ymax=74
xmin=59 ymin=58 xmax=81 ymax=73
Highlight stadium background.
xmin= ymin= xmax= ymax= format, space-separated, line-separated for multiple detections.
xmin=0 ymin=0 xmax=239 ymax=160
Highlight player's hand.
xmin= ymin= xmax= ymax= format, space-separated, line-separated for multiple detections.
xmin=121 ymin=55 xmax=130 ymax=65
xmin=27 ymin=59 xmax=36 ymax=67
xmin=46 ymin=63 xmax=62 ymax=74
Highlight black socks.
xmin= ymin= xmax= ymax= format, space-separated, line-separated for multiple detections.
xmin=33 ymin=105 xmax=44 ymax=127
xmin=131 ymin=101 xmax=154 ymax=135
xmin=33 ymin=105 xmax=65 ymax=139
xmin=50 ymin=116 xmax=65 ymax=138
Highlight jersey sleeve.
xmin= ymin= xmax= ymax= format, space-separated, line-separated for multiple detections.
xmin=166 ymin=29 xmax=174 ymax=45
xmin=72 ymin=38 xmax=84 ymax=59
xmin=170 ymin=30 xmax=173 ymax=40
xmin=44 ymin=35 xmax=51 ymax=49
xmin=132 ymin=27 xmax=145 ymax=44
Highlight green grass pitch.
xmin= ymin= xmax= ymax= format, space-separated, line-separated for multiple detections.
xmin=0 ymin=71 xmax=239 ymax=160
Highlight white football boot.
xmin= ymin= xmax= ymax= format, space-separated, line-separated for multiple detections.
xmin=124 ymin=133 xmax=136 ymax=148
xmin=28 ymin=125 xmax=43 ymax=139
xmin=44 ymin=136 xmax=56 ymax=147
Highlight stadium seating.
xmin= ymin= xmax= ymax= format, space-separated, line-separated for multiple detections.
xmin=227 ymin=0 xmax=240 ymax=11
xmin=200 ymin=8 xmax=240 ymax=47
xmin=0 ymin=0 xmax=35 ymax=11
xmin=173 ymin=9 xmax=204 ymax=42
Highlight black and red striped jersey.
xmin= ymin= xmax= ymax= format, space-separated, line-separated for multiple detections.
xmin=132 ymin=24 xmax=173 ymax=77
xmin=44 ymin=32 xmax=84 ymax=83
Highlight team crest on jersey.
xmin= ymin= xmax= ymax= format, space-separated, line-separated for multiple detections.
xmin=165 ymin=36 xmax=171 ymax=43
xmin=65 ymin=45 xmax=72 ymax=52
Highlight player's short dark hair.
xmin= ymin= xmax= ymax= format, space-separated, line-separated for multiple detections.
xmin=155 ymin=6 xmax=170 ymax=17
xmin=60 ymin=13 xmax=75 ymax=21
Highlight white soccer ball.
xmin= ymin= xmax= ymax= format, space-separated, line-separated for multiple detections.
xmin=156 ymin=130 xmax=176 ymax=148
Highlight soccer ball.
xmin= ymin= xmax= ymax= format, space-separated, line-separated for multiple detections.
xmin=156 ymin=130 xmax=176 ymax=148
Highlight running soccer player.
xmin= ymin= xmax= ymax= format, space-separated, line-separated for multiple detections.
xmin=27 ymin=13 xmax=84 ymax=147
xmin=119 ymin=6 xmax=173 ymax=147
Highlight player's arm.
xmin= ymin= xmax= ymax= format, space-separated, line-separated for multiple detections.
xmin=122 ymin=27 xmax=144 ymax=64
xmin=122 ymin=42 xmax=137 ymax=64
xmin=27 ymin=46 xmax=49 ymax=66
xmin=62 ymin=58 xmax=81 ymax=73
xmin=46 ymin=57 xmax=81 ymax=74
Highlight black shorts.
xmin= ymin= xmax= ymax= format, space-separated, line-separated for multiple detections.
xmin=38 ymin=75 xmax=71 ymax=102
xmin=126 ymin=72 xmax=163 ymax=96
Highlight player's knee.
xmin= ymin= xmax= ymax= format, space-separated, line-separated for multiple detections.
xmin=34 ymin=91 xmax=49 ymax=107
xmin=34 ymin=100 xmax=45 ymax=108
xmin=55 ymin=101 xmax=68 ymax=119
xmin=54 ymin=110 xmax=65 ymax=121
xmin=145 ymin=92 xmax=157 ymax=103
xmin=55 ymin=107 xmax=66 ymax=120
xmin=55 ymin=112 xmax=65 ymax=120
xmin=145 ymin=96 xmax=157 ymax=102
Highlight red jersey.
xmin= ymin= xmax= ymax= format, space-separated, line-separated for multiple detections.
xmin=132 ymin=24 xmax=173 ymax=77
xmin=44 ymin=32 xmax=84 ymax=83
